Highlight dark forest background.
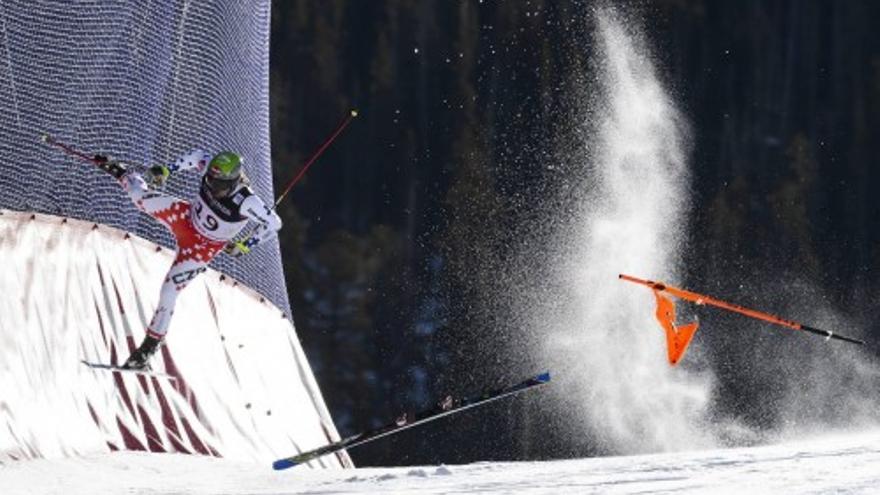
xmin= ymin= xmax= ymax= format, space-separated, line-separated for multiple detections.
xmin=268 ymin=1 xmax=880 ymax=466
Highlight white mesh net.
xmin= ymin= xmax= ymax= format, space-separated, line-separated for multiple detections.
xmin=0 ymin=0 xmax=289 ymax=314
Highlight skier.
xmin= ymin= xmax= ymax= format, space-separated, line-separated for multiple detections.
xmin=93 ymin=150 xmax=282 ymax=370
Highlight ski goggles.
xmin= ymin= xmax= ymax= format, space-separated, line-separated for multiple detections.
xmin=204 ymin=174 xmax=239 ymax=197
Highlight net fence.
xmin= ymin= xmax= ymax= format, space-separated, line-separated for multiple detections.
xmin=0 ymin=0 xmax=290 ymax=314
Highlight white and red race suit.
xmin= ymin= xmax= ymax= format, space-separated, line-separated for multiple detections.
xmin=120 ymin=149 xmax=282 ymax=340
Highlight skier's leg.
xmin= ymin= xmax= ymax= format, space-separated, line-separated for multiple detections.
xmin=123 ymin=256 xmax=209 ymax=369
xmin=148 ymin=257 xmax=209 ymax=338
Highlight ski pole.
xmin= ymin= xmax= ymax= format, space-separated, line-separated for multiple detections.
xmin=41 ymin=133 xmax=115 ymax=165
xmin=42 ymin=133 xmax=147 ymax=181
xmin=232 ymin=109 xmax=358 ymax=253
xmin=271 ymin=108 xmax=358 ymax=209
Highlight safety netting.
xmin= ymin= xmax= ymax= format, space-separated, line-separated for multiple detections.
xmin=0 ymin=0 xmax=289 ymax=314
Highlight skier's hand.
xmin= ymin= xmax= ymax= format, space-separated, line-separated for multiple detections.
xmin=147 ymin=164 xmax=170 ymax=187
xmin=224 ymin=240 xmax=251 ymax=258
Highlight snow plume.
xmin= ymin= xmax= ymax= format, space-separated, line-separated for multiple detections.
xmin=541 ymin=9 xmax=718 ymax=454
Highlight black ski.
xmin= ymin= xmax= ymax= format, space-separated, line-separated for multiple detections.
xmin=272 ymin=371 xmax=550 ymax=470
xmin=81 ymin=360 xmax=176 ymax=380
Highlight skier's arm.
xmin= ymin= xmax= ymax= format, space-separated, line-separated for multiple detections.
xmin=144 ymin=149 xmax=212 ymax=186
xmin=167 ymin=149 xmax=212 ymax=174
xmin=237 ymin=194 xmax=283 ymax=252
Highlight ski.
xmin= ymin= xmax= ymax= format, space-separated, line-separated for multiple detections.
xmin=272 ymin=371 xmax=550 ymax=470
xmin=81 ymin=360 xmax=176 ymax=380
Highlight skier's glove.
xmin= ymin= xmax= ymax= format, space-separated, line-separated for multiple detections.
xmin=146 ymin=164 xmax=170 ymax=187
xmin=224 ymin=240 xmax=251 ymax=258
xmin=93 ymin=154 xmax=129 ymax=179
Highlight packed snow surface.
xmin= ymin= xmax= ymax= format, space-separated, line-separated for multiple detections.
xmin=4 ymin=430 xmax=878 ymax=494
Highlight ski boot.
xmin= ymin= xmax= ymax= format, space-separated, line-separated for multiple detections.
xmin=93 ymin=154 xmax=128 ymax=179
xmin=122 ymin=334 xmax=162 ymax=371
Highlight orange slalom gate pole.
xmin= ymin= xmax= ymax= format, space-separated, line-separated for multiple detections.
xmin=619 ymin=274 xmax=865 ymax=346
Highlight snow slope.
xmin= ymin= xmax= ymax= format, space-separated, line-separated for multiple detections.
xmin=4 ymin=430 xmax=878 ymax=494
xmin=0 ymin=210 xmax=349 ymax=467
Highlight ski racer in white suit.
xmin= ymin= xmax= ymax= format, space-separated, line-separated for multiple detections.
xmin=94 ymin=150 xmax=282 ymax=370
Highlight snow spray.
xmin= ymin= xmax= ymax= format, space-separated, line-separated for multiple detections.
xmin=541 ymin=8 xmax=719 ymax=454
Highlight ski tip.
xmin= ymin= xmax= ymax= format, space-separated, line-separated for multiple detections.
xmin=272 ymin=458 xmax=298 ymax=470
xmin=40 ymin=133 xmax=51 ymax=143
xmin=536 ymin=371 xmax=551 ymax=383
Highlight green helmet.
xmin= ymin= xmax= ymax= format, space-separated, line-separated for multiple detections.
xmin=205 ymin=151 xmax=243 ymax=197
